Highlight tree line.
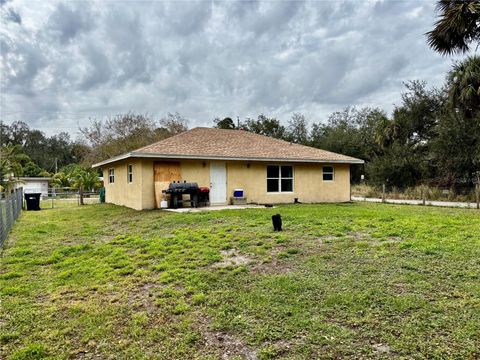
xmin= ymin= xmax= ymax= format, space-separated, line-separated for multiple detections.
xmin=1 ymin=56 xmax=478 ymax=192
xmin=214 ymin=0 xmax=480 ymax=191
xmin=213 ymin=55 xmax=479 ymax=191
xmin=0 ymin=112 xmax=189 ymax=191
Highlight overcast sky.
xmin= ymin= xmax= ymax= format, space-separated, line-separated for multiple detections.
xmin=1 ymin=0 xmax=455 ymax=137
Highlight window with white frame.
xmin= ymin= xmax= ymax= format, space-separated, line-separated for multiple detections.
xmin=267 ymin=165 xmax=293 ymax=192
xmin=323 ymin=166 xmax=334 ymax=181
xmin=108 ymin=168 xmax=115 ymax=184
xmin=127 ymin=164 xmax=133 ymax=183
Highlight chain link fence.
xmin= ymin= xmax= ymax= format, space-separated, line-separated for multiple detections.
xmin=0 ymin=188 xmax=23 ymax=247
xmin=0 ymin=187 xmax=103 ymax=247
xmin=352 ymin=184 xmax=480 ymax=209
xmin=40 ymin=189 xmax=100 ymax=209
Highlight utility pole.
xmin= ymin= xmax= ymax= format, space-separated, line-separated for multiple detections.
xmin=52 ymin=158 xmax=58 ymax=199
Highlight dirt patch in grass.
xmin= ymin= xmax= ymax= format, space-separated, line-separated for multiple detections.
xmin=196 ymin=314 xmax=258 ymax=360
xmin=251 ymin=247 xmax=296 ymax=275
xmin=347 ymin=231 xmax=368 ymax=240
xmin=320 ymin=235 xmax=338 ymax=241
xmin=213 ymin=249 xmax=254 ymax=268
xmin=252 ymin=259 xmax=294 ymax=275
xmin=203 ymin=330 xmax=258 ymax=360
xmin=383 ymin=236 xmax=404 ymax=244
xmin=127 ymin=282 xmax=164 ymax=313
xmin=372 ymin=342 xmax=392 ymax=355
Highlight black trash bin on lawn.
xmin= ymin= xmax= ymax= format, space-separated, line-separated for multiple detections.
xmin=25 ymin=193 xmax=41 ymax=211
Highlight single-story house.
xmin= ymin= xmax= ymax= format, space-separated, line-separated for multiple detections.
xmin=14 ymin=177 xmax=51 ymax=196
xmin=92 ymin=127 xmax=363 ymax=210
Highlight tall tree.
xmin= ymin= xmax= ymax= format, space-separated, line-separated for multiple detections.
xmin=213 ymin=117 xmax=236 ymax=129
xmin=311 ymin=107 xmax=387 ymax=159
xmin=446 ymin=55 xmax=480 ymax=118
xmin=160 ymin=112 xmax=189 ymax=135
xmin=79 ymin=112 xmax=188 ymax=164
xmin=426 ymin=0 xmax=480 ymax=55
xmin=0 ymin=121 xmax=76 ymax=171
xmin=70 ymin=166 xmax=102 ymax=205
xmin=0 ymin=144 xmax=29 ymax=190
xmin=243 ymin=114 xmax=286 ymax=139
xmin=433 ymin=111 xmax=480 ymax=187
xmin=0 ymin=121 xmax=30 ymax=146
xmin=310 ymin=107 xmax=387 ymax=183
xmin=286 ymin=113 xmax=308 ymax=144
xmin=433 ymin=56 xmax=480 ymax=187
xmin=367 ymin=82 xmax=442 ymax=188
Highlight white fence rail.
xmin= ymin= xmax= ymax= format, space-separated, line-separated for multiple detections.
xmin=41 ymin=189 xmax=100 ymax=208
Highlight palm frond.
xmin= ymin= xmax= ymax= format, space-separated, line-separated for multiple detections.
xmin=426 ymin=0 xmax=480 ymax=55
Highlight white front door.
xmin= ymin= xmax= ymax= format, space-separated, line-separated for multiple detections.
xmin=210 ymin=162 xmax=227 ymax=204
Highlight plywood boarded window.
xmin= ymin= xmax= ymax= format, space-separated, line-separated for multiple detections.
xmin=154 ymin=161 xmax=181 ymax=208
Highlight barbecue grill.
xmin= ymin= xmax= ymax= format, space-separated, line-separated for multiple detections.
xmin=162 ymin=181 xmax=210 ymax=208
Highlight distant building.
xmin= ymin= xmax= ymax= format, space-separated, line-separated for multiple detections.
xmin=15 ymin=177 xmax=51 ymax=196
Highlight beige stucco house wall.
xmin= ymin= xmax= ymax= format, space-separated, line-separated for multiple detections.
xmin=103 ymin=159 xmax=351 ymax=210
xmin=103 ymin=158 xmax=155 ymax=210
xmin=226 ymin=161 xmax=350 ymax=204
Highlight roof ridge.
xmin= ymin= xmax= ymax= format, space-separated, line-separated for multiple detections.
xmin=133 ymin=128 xmax=197 ymax=152
xmin=93 ymin=126 xmax=364 ymax=168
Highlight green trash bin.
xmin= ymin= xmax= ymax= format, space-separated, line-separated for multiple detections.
xmin=99 ymin=187 xmax=105 ymax=203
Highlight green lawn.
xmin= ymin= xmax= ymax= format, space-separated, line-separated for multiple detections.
xmin=1 ymin=203 xmax=479 ymax=359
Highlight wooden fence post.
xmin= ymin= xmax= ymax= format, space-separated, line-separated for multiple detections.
xmin=11 ymin=190 xmax=16 ymax=220
xmin=476 ymin=183 xmax=479 ymax=210
xmin=0 ymin=200 xmax=4 ymax=246
xmin=422 ymin=186 xmax=426 ymax=206
xmin=79 ymin=187 xmax=84 ymax=206
xmin=382 ymin=184 xmax=386 ymax=203
xmin=16 ymin=189 xmax=20 ymax=217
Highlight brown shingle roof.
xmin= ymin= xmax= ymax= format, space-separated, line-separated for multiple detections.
xmin=93 ymin=127 xmax=363 ymax=167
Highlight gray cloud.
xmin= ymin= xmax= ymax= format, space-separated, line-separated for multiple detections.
xmin=47 ymin=2 xmax=94 ymax=44
xmin=163 ymin=1 xmax=212 ymax=36
xmin=4 ymin=7 xmax=21 ymax=23
xmin=0 ymin=0 xmax=456 ymax=135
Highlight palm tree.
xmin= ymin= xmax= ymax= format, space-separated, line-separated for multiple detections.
xmin=72 ymin=169 xmax=101 ymax=192
xmin=447 ymin=55 xmax=480 ymax=117
xmin=426 ymin=0 xmax=480 ymax=55
xmin=52 ymin=171 xmax=73 ymax=189
xmin=0 ymin=144 xmax=29 ymax=191
xmin=71 ymin=168 xmax=101 ymax=205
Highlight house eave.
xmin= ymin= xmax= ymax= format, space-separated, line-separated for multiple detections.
xmin=17 ymin=177 xmax=52 ymax=181
xmin=92 ymin=152 xmax=364 ymax=168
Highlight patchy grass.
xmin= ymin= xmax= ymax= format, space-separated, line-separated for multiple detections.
xmin=1 ymin=203 xmax=479 ymax=359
